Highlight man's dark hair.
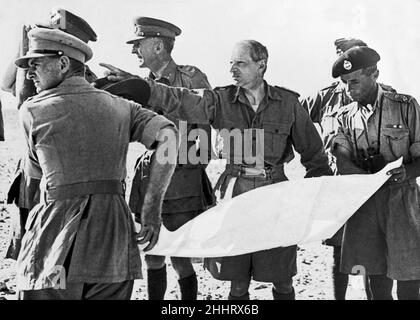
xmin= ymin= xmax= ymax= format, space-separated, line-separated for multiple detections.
xmin=68 ymin=57 xmax=86 ymax=76
xmin=241 ymin=40 xmax=269 ymax=75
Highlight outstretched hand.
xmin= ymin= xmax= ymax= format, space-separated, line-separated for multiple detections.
xmin=99 ymin=63 xmax=137 ymax=82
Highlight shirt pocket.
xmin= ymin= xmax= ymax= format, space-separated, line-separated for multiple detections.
xmin=263 ymin=122 xmax=290 ymax=162
xmin=382 ymin=127 xmax=410 ymax=160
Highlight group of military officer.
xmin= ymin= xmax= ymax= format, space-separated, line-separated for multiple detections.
xmin=1 ymin=8 xmax=420 ymax=300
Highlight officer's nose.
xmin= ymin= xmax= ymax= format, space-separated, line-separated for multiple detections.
xmin=26 ymin=67 xmax=35 ymax=80
xmin=132 ymin=43 xmax=141 ymax=55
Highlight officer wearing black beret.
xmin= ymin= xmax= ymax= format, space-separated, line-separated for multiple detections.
xmin=331 ymin=46 xmax=420 ymax=299
xmin=332 ymin=46 xmax=381 ymax=79
xmin=99 ymin=17 xmax=215 ymax=301
xmin=300 ymin=38 xmax=394 ymax=300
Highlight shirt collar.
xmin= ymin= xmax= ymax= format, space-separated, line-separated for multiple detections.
xmin=266 ymin=83 xmax=283 ymax=101
xmin=30 ymin=76 xmax=91 ymax=101
xmin=231 ymin=81 xmax=281 ymax=103
xmin=149 ymin=59 xmax=177 ymax=84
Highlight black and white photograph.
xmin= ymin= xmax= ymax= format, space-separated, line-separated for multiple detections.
xmin=1 ymin=0 xmax=420 ymax=305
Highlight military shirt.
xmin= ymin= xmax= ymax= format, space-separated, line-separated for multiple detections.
xmin=301 ymin=82 xmax=395 ymax=152
xmin=301 ymin=82 xmax=351 ymax=151
xmin=147 ymin=80 xmax=332 ymax=178
xmin=17 ymin=76 xmax=174 ymax=290
xmin=141 ymin=59 xmax=214 ymax=214
xmin=333 ymin=85 xmax=420 ymax=164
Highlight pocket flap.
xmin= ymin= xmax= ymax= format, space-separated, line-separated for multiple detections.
xmin=382 ymin=127 xmax=409 ymax=140
xmin=263 ymin=122 xmax=290 ymax=135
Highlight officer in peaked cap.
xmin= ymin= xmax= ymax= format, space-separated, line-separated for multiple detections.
xmin=332 ymin=46 xmax=380 ymax=78
xmin=13 ymin=14 xmax=177 ymax=300
xmin=99 ymin=16 xmax=214 ymax=301
xmin=1 ymin=8 xmax=97 ymax=98
xmin=39 ymin=8 xmax=97 ymax=82
xmin=15 ymin=28 xmax=92 ymax=70
xmin=126 ymin=16 xmax=182 ymax=43
xmin=2 ymin=9 xmax=98 ymax=264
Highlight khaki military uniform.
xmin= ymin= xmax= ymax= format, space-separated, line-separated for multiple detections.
xmin=146 ymin=80 xmax=332 ymax=282
xmin=301 ymin=82 xmax=395 ymax=246
xmin=333 ymin=86 xmax=420 ymax=280
xmin=129 ymin=59 xmax=215 ymax=231
xmin=17 ymin=76 xmax=174 ymax=292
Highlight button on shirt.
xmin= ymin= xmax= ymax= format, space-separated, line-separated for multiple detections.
xmin=146 ymin=59 xmax=214 ymax=213
xmin=334 ymin=85 xmax=420 ymax=164
xmin=147 ymin=80 xmax=332 ymax=178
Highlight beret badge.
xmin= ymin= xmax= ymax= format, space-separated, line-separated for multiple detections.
xmin=343 ymin=60 xmax=352 ymax=71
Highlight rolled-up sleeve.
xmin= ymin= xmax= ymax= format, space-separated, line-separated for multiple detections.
xmin=129 ymin=102 xmax=176 ymax=149
xmin=291 ymin=100 xmax=332 ymax=177
xmin=147 ymin=80 xmax=218 ymax=125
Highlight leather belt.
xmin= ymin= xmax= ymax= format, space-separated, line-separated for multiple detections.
xmin=46 ymin=180 xmax=125 ymax=201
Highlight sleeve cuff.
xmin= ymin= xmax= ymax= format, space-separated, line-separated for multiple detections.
xmin=141 ymin=115 xmax=175 ymax=149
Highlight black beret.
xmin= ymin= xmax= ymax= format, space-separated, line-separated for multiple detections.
xmin=334 ymin=38 xmax=367 ymax=53
xmin=126 ymin=17 xmax=181 ymax=44
xmin=332 ymin=46 xmax=380 ymax=78
xmin=93 ymin=78 xmax=151 ymax=105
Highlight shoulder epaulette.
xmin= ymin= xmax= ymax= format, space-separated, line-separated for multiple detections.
xmin=275 ymin=86 xmax=300 ymax=98
xmin=321 ymin=81 xmax=340 ymax=92
xmin=214 ymin=85 xmax=235 ymax=91
xmin=177 ymin=65 xmax=198 ymax=77
xmin=383 ymin=91 xmax=413 ymax=103
xmin=379 ymin=83 xmax=396 ymax=93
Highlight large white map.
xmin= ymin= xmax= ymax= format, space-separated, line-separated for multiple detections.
xmin=142 ymin=158 xmax=402 ymax=257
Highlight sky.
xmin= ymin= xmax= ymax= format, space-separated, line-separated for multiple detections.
xmin=1 ymin=0 xmax=420 ymax=108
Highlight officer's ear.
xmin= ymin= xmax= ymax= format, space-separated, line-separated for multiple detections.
xmin=258 ymin=59 xmax=267 ymax=74
xmin=58 ymin=55 xmax=71 ymax=73
xmin=154 ymin=39 xmax=164 ymax=54
xmin=372 ymin=69 xmax=379 ymax=81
